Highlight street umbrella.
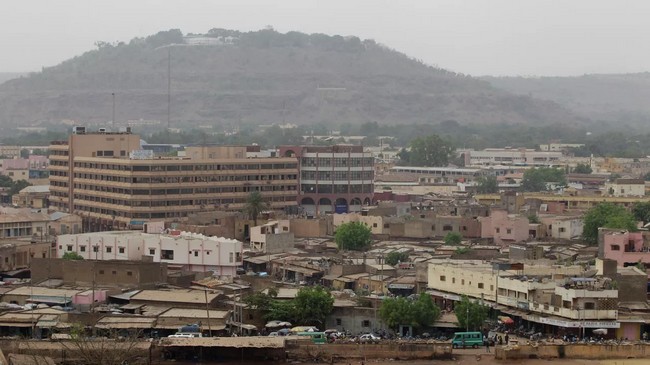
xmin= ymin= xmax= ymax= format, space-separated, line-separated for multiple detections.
xmin=498 ymin=316 xmax=514 ymax=325
xmin=278 ymin=321 xmax=292 ymax=327
xmin=593 ymin=328 xmax=608 ymax=335
xmin=265 ymin=321 xmax=282 ymax=328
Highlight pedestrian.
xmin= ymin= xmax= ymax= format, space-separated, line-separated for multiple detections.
xmin=485 ymin=337 xmax=490 ymax=353
xmin=504 ymin=333 xmax=509 ymax=344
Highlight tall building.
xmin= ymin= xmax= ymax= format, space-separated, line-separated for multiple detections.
xmin=49 ymin=129 xmax=298 ymax=231
xmin=278 ymin=145 xmax=374 ymax=215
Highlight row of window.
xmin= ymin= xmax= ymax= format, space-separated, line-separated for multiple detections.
xmin=301 ymin=171 xmax=373 ymax=180
xmin=301 ymin=157 xmax=373 ymax=167
xmin=439 ymin=275 xmax=491 ymax=290
xmin=72 ymin=162 xmax=298 ymax=171
xmin=73 ymin=173 xmax=298 ymax=184
xmin=301 ymin=184 xmax=374 ymax=194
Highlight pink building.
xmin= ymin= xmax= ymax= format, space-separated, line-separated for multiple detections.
xmin=479 ymin=209 xmax=530 ymax=246
xmin=599 ymin=230 xmax=647 ymax=267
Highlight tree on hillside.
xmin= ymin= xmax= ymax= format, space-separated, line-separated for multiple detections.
xmin=573 ymin=163 xmax=592 ymax=174
xmin=522 ymin=167 xmax=566 ymax=192
xmin=403 ymin=134 xmax=454 ymax=167
xmin=582 ymin=203 xmax=638 ymax=245
xmin=379 ymin=294 xmax=441 ymax=331
xmin=444 ymin=232 xmax=462 ymax=245
xmin=454 ymin=295 xmax=489 ymax=332
xmin=243 ymin=191 xmax=270 ymax=226
xmin=385 ymin=251 xmax=409 ymax=266
xmin=476 ymin=176 xmax=498 ymax=194
xmin=335 ymin=222 xmax=372 ymax=251
xmin=293 ymin=286 xmax=334 ymax=327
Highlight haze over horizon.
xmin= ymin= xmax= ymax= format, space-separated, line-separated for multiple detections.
xmin=3 ymin=0 xmax=650 ymax=77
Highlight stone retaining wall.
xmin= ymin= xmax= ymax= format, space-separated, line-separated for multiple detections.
xmin=286 ymin=341 xmax=452 ymax=361
xmin=495 ymin=343 xmax=650 ymax=360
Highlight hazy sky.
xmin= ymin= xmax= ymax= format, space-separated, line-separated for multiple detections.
xmin=3 ymin=0 xmax=649 ymax=76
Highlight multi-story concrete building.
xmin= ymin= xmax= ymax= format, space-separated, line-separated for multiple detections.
xmin=49 ymin=129 xmax=298 ymax=230
xmin=464 ymin=148 xmax=562 ymax=167
xmin=279 ymin=145 xmax=374 ymax=215
xmin=56 ymin=230 xmax=243 ymax=275
xmin=426 ymin=260 xmax=620 ymax=334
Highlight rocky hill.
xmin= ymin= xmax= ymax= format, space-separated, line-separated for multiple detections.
xmin=484 ymin=73 xmax=650 ymax=127
xmin=0 ymin=29 xmax=582 ymax=129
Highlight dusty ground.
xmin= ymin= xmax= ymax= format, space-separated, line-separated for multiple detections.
xmin=356 ymin=357 xmax=649 ymax=365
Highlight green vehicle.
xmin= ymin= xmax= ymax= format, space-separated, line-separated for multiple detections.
xmin=296 ymin=332 xmax=327 ymax=344
xmin=451 ymin=331 xmax=483 ymax=349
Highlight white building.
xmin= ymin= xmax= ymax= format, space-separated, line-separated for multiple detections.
xmin=539 ymin=143 xmax=585 ymax=152
xmin=464 ymin=148 xmax=562 ymax=167
xmin=604 ymin=178 xmax=646 ymax=197
xmin=56 ymin=231 xmax=243 ymax=275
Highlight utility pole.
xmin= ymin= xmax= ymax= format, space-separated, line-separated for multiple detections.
xmin=204 ymin=289 xmax=212 ymax=337
xmin=111 ymin=92 xmax=115 ymax=125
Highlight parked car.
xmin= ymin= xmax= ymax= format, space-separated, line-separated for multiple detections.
xmin=359 ymin=333 xmax=380 ymax=343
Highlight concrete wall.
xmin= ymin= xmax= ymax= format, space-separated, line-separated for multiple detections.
xmin=496 ymin=343 xmax=650 ymax=360
xmin=290 ymin=217 xmax=332 ymax=237
xmin=286 ymin=341 xmax=452 ymax=361
xmin=31 ymin=258 xmax=167 ymax=288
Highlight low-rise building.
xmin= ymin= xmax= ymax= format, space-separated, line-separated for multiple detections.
xmin=479 ymin=210 xmax=529 ymax=245
xmin=11 ymin=185 xmax=49 ymax=208
xmin=56 ymin=230 xmax=243 ymax=275
xmin=0 ymin=209 xmax=51 ymax=240
xmin=426 ymin=259 xmax=619 ymax=333
xmin=539 ymin=215 xmax=584 ymax=240
xmin=598 ymin=229 xmax=648 ymax=267
xmin=249 ymin=221 xmax=294 ymax=253
xmin=605 ymin=178 xmax=646 ymax=197
xmin=30 ymin=258 xmax=167 ymax=289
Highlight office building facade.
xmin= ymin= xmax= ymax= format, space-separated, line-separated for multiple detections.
xmin=49 ymin=130 xmax=298 ymax=230
xmin=279 ymin=145 xmax=374 ymax=215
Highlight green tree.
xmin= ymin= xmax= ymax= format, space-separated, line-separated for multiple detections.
xmin=582 ymin=203 xmax=638 ymax=245
xmin=633 ymin=202 xmax=650 ymax=224
xmin=444 ymin=232 xmax=462 ymax=245
xmin=63 ymin=252 xmax=84 ymax=260
xmin=293 ymin=286 xmax=334 ymax=327
xmin=573 ymin=163 xmax=593 ymax=174
xmin=0 ymin=175 xmax=12 ymax=188
xmin=476 ymin=176 xmax=498 ymax=194
xmin=454 ymin=295 xmax=489 ymax=332
xmin=335 ymin=222 xmax=372 ymax=251
xmin=527 ymin=214 xmax=540 ymax=224
xmin=385 ymin=251 xmax=409 ymax=266
xmin=266 ymin=300 xmax=296 ymax=322
xmin=405 ymin=134 xmax=455 ymax=167
xmin=379 ymin=295 xmax=440 ymax=331
xmin=243 ymin=288 xmax=278 ymax=311
xmin=522 ymin=167 xmax=566 ymax=192
xmin=9 ymin=180 xmax=31 ymax=196
xmin=243 ymin=191 xmax=270 ymax=226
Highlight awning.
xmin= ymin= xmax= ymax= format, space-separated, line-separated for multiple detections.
xmin=388 ymin=284 xmax=415 ymax=290
xmin=36 ymin=320 xmax=59 ymax=328
xmin=321 ymin=275 xmax=340 ymax=281
xmin=426 ymin=289 xmax=461 ymax=301
xmin=334 ymin=277 xmax=356 ymax=283
xmin=96 ymin=322 xmax=155 ymax=329
xmin=120 ymin=303 xmax=145 ymax=310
